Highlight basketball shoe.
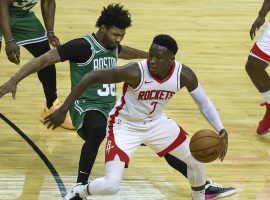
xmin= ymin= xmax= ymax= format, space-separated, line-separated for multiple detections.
xmin=63 ymin=183 xmax=89 ymax=200
xmin=257 ymin=102 xmax=270 ymax=135
xmin=40 ymin=99 xmax=75 ymax=130
xmin=205 ymin=179 xmax=237 ymax=200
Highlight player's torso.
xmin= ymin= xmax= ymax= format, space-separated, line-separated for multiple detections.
xmin=9 ymin=0 xmax=38 ymax=16
xmin=70 ymin=34 xmax=118 ymax=104
xmin=114 ymin=59 xmax=182 ymax=122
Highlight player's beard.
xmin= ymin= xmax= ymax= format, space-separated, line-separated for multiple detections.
xmin=103 ymin=34 xmax=118 ymax=50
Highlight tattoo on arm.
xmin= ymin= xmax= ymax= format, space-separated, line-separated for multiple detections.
xmin=119 ymin=45 xmax=148 ymax=60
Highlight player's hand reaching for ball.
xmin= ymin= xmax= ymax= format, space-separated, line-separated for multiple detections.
xmin=219 ymin=129 xmax=228 ymax=161
xmin=0 ymin=77 xmax=17 ymax=99
xmin=44 ymin=106 xmax=67 ymax=129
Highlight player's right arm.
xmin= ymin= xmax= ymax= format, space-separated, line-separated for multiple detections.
xmin=180 ymin=64 xmax=228 ymax=161
xmin=44 ymin=63 xmax=141 ymax=129
xmin=250 ymin=0 xmax=270 ymax=40
xmin=0 ymin=38 xmax=92 ymax=99
xmin=0 ymin=0 xmax=20 ymax=64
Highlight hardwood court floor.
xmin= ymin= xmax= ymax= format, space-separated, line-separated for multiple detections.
xmin=0 ymin=0 xmax=270 ymax=199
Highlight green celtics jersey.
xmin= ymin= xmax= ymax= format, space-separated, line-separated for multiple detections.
xmin=70 ymin=34 xmax=118 ymax=104
xmin=69 ymin=34 xmax=118 ymax=138
xmin=9 ymin=0 xmax=38 ymax=17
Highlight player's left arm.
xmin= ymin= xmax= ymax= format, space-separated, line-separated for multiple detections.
xmin=118 ymin=45 xmax=148 ymax=59
xmin=44 ymin=63 xmax=141 ymax=129
xmin=40 ymin=0 xmax=60 ymax=47
xmin=180 ymin=64 xmax=228 ymax=161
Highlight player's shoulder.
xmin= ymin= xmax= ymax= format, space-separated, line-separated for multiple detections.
xmin=179 ymin=64 xmax=198 ymax=90
xmin=180 ymin=64 xmax=196 ymax=79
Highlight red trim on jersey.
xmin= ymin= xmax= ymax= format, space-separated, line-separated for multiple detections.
xmin=147 ymin=59 xmax=176 ymax=83
xmin=251 ymin=43 xmax=270 ymax=61
xmin=157 ymin=127 xmax=187 ymax=157
xmin=105 ymin=83 xmax=129 ymax=167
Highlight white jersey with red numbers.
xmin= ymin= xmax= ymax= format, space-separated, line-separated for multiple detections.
xmin=250 ymin=22 xmax=270 ymax=63
xmin=109 ymin=59 xmax=182 ymax=124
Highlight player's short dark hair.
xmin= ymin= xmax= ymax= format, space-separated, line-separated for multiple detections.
xmin=96 ymin=4 xmax=132 ymax=29
xmin=153 ymin=34 xmax=178 ymax=55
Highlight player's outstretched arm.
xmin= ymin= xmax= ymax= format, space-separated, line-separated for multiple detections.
xmin=41 ymin=0 xmax=60 ymax=47
xmin=250 ymin=0 xmax=270 ymax=40
xmin=119 ymin=45 xmax=148 ymax=59
xmin=180 ymin=64 xmax=228 ymax=161
xmin=44 ymin=63 xmax=141 ymax=129
xmin=0 ymin=48 xmax=61 ymax=99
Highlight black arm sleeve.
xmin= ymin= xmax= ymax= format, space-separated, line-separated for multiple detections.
xmin=56 ymin=38 xmax=92 ymax=63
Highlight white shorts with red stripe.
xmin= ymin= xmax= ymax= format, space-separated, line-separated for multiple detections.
xmin=104 ymin=114 xmax=188 ymax=167
xmin=250 ymin=22 xmax=270 ymax=63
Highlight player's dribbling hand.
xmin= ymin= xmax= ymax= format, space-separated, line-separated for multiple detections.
xmin=47 ymin=32 xmax=60 ymax=47
xmin=43 ymin=106 xmax=67 ymax=129
xmin=0 ymin=78 xmax=17 ymax=99
xmin=250 ymin=15 xmax=265 ymax=40
xmin=5 ymin=41 xmax=20 ymax=64
xmin=219 ymin=129 xmax=228 ymax=162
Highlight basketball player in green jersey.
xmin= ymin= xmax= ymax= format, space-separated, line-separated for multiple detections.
xmin=0 ymin=0 xmax=74 ymax=129
xmin=0 ymin=4 xmax=236 ymax=200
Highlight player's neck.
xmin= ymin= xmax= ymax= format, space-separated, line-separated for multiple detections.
xmin=163 ymin=64 xmax=173 ymax=77
xmin=95 ymin=31 xmax=106 ymax=48
xmin=155 ymin=64 xmax=173 ymax=80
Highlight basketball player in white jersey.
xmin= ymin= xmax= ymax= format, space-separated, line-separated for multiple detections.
xmin=246 ymin=0 xmax=270 ymax=135
xmin=39 ymin=34 xmax=228 ymax=200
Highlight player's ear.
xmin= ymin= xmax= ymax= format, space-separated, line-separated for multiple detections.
xmin=100 ymin=25 xmax=107 ymax=33
xmin=171 ymin=56 xmax=175 ymax=60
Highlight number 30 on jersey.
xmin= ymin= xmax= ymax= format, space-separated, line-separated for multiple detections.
xmin=97 ymin=84 xmax=116 ymax=96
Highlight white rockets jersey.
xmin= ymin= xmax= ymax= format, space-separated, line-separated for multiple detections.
xmin=109 ymin=59 xmax=182 ymax=123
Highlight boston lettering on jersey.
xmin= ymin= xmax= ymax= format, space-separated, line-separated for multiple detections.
xmin=93 ymin=57 xmax=116 ymax=70
xmin=138 ymin=90 xmax=175 ymax=100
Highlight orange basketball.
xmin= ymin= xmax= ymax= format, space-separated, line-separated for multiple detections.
xmin=189 ymin=129 xmax=222 ymax=163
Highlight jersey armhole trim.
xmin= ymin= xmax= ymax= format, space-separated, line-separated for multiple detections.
xmin=134 ymin=62 xmax=144 ymax=91
xmin=77 ymin=37 xmax=95 ymax=66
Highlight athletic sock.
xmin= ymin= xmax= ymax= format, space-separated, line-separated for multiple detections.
xmin=262 ymin=89 xmax=270 ymax=104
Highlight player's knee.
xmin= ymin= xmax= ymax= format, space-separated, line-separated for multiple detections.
xmin=184 ymin=155 xmax=205 ymax=173
xmin=103 ymin=179 xmax=121 ymax=195
xmin=103 ymin=184 xmax=120 ymax=195
xmin=190 ymin=156 xmax=204 ymax=172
